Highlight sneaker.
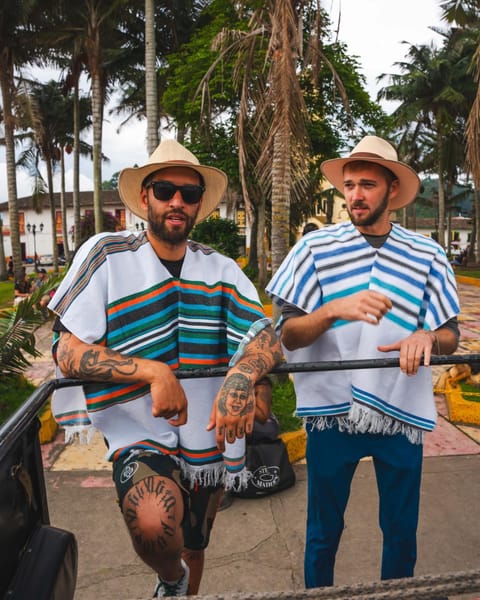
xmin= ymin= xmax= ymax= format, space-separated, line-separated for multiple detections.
xmin=153 ymin=559 xmax=190 ymax=598
xmin=218 ymin=491 xmax=234 ymax=511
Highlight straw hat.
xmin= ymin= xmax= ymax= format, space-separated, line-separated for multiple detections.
xmin=118 ymin=139 xmax=228 ymax=223
xmin=320 ymin=136 xmax=420 ymax=210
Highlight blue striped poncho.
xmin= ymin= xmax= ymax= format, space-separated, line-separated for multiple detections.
xmin=266 ymin=222 xmax=459 ymax=443
xmin=49 ymin=230 xmax=267 ymax=489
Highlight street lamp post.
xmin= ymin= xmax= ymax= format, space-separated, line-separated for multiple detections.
xmin=27 ymin=223 xmax=44 ymax=272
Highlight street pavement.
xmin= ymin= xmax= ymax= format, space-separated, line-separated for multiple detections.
xmin=26 ymin=282 xmax=480 ymax=599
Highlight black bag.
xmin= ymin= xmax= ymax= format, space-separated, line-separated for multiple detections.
xmin=233 ymin=437 xmax=296 ymax=499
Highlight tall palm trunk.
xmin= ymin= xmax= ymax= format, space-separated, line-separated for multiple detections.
xmin=46 ymin=157 xmax=59 ymax=272
xmin=145 ymin=0 xmax=159 ymax=154
xmin=437 ymin=134 xmax=446 ymax=248
xmin=0 ymin=220 xmax=7 ymax=280
xmin=60 ymin=148 xmax=70 ymax=261
xmin=91 ymin=70 xmax=104 ymax=234
xmin=271 ymin=129 xmax=291 ymax=274
xmin=0 ymin=62 xmax=22 ymax=276
xmin=73 ymin=78 xmax=81 ymax=253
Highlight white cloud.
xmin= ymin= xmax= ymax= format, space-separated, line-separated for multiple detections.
xmin=328 ymin=0 xmax=443 ymax=103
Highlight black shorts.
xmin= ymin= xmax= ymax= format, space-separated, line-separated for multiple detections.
xmin=112 ymin=450 xmax=223 ymax=551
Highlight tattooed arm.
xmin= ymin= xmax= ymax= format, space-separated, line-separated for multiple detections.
xmin=207 ymin=325 xmax=282 ymax=452
xmin=56 ymin=331 xmax=188 ymax=425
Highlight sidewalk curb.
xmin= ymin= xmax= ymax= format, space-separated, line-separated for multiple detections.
xmin=280 ymin=429 xmax=306 ymax=463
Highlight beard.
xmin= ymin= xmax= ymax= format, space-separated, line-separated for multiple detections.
xmin=347 ymin=189 xmax=390 ymax=227
xmin=147 ymin=205 xmax=198 ymax=245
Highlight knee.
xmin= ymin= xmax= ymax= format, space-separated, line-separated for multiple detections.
xmin=122 ymin=477 xmax=184 ymax=556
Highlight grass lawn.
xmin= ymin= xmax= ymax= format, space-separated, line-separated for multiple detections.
xmin=453 ymin=267 xmax=480 ymax=278
xmin=0 ymin=279 xmax=14 ymax=309
xmin=0 ymin=375 xmax=37 ymax=424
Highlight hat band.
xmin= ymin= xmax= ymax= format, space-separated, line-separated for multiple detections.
xmin=350 ymin=152 xmax=386 ymax=160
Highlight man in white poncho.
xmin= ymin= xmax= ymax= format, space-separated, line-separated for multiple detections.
xmin=49 ymin=140 xmax=282 ymax=597
xmin=266 ymin=136 xmax=459 ymax=589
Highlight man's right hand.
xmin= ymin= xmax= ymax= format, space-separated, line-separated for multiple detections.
xmin=149 ymin=364 xmax=188 ymax=425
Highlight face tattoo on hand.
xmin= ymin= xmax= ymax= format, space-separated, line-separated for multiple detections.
xmin=219 ymin=372 xmax=251 ymax=417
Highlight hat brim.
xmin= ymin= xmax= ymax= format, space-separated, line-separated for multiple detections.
xmin=320 ymin=157 xmax=420 ymax=210
xmin=118 ymin=162 xmax=228 ymax=224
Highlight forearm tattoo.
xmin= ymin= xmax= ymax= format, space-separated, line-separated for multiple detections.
xmin=58 ymin=333 xmax=138 ymax=381
xmin=236 ymin=327 xmax=283 ymax=377
xmin=123 ymin=477 xmax=177 ymax=556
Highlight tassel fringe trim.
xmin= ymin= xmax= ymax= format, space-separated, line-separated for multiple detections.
xmin=304 ymin=410 xmax=424 ymax=445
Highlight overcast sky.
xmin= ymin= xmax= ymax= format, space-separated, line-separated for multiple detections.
xmin=1 ymin=0 xmax=445 ymax=201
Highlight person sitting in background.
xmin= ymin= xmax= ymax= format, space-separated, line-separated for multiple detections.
xmin=32 ymin=268 xmax=53 ymax=319
xmin=13 ymin=268 xmax=32 ymax=306
xmin=7 ymin=257 xmax=13 ymax=278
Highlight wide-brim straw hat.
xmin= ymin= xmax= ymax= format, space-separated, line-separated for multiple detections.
xmin=118 ymin=139 xmax=228 ymax=223
xmin=320 ymin=136 xmax=420 ymax=210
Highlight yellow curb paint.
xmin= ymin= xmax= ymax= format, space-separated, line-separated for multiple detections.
xmin=455 ymin=275 xmax=480 ymax=287
xmin=445 ymin=379 xmax=480 ymax=426
xmin=280 ymin=429 xmax=306 ymax=464
xmin=38 ymin=402 xmax=58 ymax=444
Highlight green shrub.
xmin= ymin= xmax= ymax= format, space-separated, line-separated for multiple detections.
xmin=272 ymin=378 xmax=302 ymax=432
xmin=191 ymin=217 xmax=242 ymax=259
xmin=0 ymin=375 xmax=36 ymax=424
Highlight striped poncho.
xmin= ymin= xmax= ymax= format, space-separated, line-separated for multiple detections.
xmin=49 ymin=230 xmax=267 ymax=488
xmin=266 ymin=222 xmax=459 ymax=443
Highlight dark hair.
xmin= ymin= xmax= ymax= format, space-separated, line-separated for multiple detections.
xmin=302 ymin=222 xmax=319 ymax=236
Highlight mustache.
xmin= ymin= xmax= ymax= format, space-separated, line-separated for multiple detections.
xmin=164 ymin=209 xmax=187 ymax=219
xmin=351 ymin=202 xmax=368 ymax=209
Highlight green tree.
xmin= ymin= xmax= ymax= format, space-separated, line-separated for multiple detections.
xmin=441 ymin=0 xmax=480 ymax=261
xmin=0 ymin=0 xmax=45 ymax=278
xmin=191 ymin=217 xmax=242 ymax=260
xmin=378 ymin=36 xmax=475 ymax=247
xmin=79 ymin=210 xmax=120 ymax=244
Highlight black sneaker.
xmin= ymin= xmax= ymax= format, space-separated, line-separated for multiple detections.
xmin=218 ymin=491 xmax=234 ymax=511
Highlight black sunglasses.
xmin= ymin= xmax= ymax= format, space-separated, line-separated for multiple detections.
xmin=146 ymin=180 xmax=205 ymax=205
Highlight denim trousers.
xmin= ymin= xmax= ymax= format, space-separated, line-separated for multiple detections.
xmin=304 ymin=422 xmax=423 ymax=588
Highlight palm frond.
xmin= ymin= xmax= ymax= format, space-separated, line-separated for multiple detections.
xmin=0 ymin=272 xmax=62 ymax=377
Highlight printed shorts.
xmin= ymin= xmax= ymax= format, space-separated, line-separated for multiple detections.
xmin=112 ymin=450 xmax=223 ymax=550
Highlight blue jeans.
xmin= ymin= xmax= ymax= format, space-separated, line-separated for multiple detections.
xmin=304 ymin=423 xmax=423 ymax=588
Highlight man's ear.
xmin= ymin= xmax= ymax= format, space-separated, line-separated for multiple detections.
xmin=140 ymin=187 xmax=149 ymax=211
xmin=389 ymin=178 xmax=400 ymax=201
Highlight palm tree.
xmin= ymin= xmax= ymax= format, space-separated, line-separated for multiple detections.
xmin=145 ymin=0 xmax=159 ymax=154
xmin=441 ymin=0 xmax=480 ymax=261
xmin=378 ymin=37 xmax=474 ymax=248
xmin=0 ymin=2 xmax=37 ymax=278
xmin=199 ymin=1 xmax=352 ymax=281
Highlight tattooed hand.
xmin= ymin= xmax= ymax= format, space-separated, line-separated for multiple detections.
xmin=208 ymin=370 xmax=255 ymax=452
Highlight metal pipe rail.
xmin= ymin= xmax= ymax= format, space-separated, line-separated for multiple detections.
xmin=2 ymin=352 xmax=479 ymax=461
